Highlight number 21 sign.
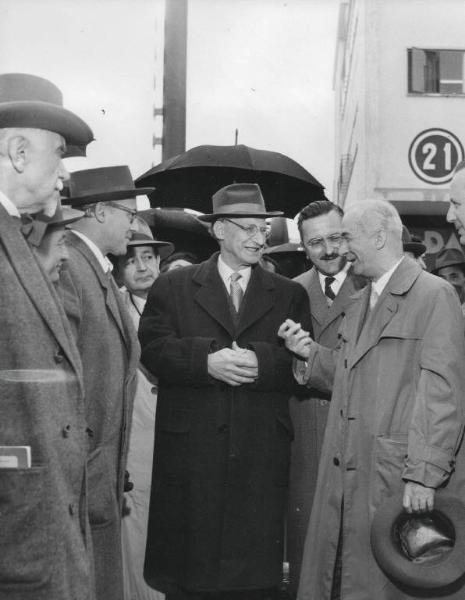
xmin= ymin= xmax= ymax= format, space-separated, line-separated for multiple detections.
xmin=408 ymin=128 xmax=464 ymax=185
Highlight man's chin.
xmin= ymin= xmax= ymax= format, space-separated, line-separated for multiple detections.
xmin=316 ymin=257 xmax=346 ymax=275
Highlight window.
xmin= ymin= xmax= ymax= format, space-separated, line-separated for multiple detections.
xmin=408 ymin=48 xmax=465 ymax=94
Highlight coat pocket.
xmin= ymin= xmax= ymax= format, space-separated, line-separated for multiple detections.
xmin=87 ymin=447 xmax=117 ymax=528
xmin=0 ymin=466 xmax=52 ymax=588
xmin=370 ymin=434 xmax=408 ymax=514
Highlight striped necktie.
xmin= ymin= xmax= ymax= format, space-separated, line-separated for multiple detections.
xmin=324 ymin=275 xmax=336 ymax=301
xmin=230 ymin=272 xmax=243 ymax=312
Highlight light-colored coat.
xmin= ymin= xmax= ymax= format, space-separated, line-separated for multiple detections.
xmin=287 ymin=267 xmax=366 ymax=591
xmin=297 ymin=258 xmax=465 ymax=600
xmin=61 ymin=232 xmax=140 ymax=600
xmin=0 ymin=206 xmax=93 ymax=600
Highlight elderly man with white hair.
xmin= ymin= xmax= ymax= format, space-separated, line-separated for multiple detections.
xmin=279 ymin=199 xmax=465 ymax=600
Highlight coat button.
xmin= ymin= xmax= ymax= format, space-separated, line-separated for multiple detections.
xmin=68 ymin=503 xmax=75 ymax=516
xmin=218 ymin=424 xmax=229 ymax=433
xmin=86 ymin=427 xmax=94 ymax=438
xmin=333 ymin=457 xmax=340 ymax=466
xmin=54 ymin=349 xmax=64 ymax=364
xmin=62 ymin=424 xmax=71 ymax=438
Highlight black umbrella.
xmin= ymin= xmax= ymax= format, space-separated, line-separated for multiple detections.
xmin=138 ymin=208 xmax=219 ymax=262
xmin=136 ymin=144 xmax=326 ymax=218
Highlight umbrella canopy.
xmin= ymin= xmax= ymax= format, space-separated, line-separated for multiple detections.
xmin=136 ymin=144 xmax=326 ymax=218
xmin=137 ymin=208 xmax=219 ymax=262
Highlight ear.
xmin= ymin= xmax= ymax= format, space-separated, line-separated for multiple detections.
xmin=212 ymin=220 xmax=225 ymax=241
xmin=93 ymin=202 xmax=106 ymax=223
xmin=7 ymin=135 xmax=29 ymax=173
xmin=374 ymin=228 xmax=387 ymax=249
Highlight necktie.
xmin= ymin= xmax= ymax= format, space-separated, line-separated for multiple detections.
xmin=230 ymin=272 xmax=243 ymax=312
xmin=324 ymin=276 xmax=336 ymax=301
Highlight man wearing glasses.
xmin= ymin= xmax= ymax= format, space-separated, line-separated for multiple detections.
xmin=60 ymin=166 xmax=146 ymax=600
xmin=139 ymin=183 xmax=310 ymax=600
xmin=287 ymin=200 xmax=366 ymax=594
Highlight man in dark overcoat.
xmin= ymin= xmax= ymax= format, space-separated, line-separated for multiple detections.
xmin=60 ymin=166 xmax=143 ymax=600
xmin=0 ymin=73 xmax=96 ymax=600
xmin=139 ymin=183 xmax=310 ymax=599
xmin=287 ymin=201 xmax=366 ymax=592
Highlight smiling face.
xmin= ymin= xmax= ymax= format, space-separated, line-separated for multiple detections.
xmin=34 ymin=225 xmax=69 ymax=283
xmin=120 ymin=245 xmax=160 ymax=298
xmin=300 ymin=210 xmax=346 ymax=276
xmin=448 ymin=168 xmax=465 ymax=244
xmin=214 ymin=217 xmax=268 ymax=269
xmin=339 ymin=211 xmax=378 ymax=278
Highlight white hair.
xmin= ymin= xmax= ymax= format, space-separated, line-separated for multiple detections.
xmin=346 ymin=199 xmax=403 ymax=240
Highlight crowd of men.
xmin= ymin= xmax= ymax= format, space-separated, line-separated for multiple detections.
xmin=3 ymin=71 xmax=465 ymax=600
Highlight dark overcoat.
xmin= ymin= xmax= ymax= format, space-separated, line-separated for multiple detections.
xmin=139 ymin=253 xmax=310 ymax=594
xmin=61 ymin=232 xmax=139 ymax=600
xmin=0 ymin=206 xmax=93 ymax=600
xmin=287 ymin=267 xmax=366 ymax=592
xmin=297 ymin=258 xmax=465 ymax=600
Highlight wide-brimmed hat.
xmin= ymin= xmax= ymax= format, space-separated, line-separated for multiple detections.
xmin=0 ymin=73 xmax=93 ymax=153
xmin=62 ymin=166 xmax=154 ymax=207
xmin=402 ymin=225 xmax=426 ymax=257
xmin=127 ymin=231 xmax=174 ymax=260
xmin=22 ymin=204 xmax=84 ymax=247
xmin=371 ymin=492 xmax=465 ymax=589
xmin=197 ymin=183 xmax=283 ymax=222
xmin=432 ymin=247 xmax=465 ymax=274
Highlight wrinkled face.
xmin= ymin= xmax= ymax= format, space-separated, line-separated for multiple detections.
xmin=339 ymin=212 xmax=378 ymax=277
xmin=34 ymin=226 xmax=69 ymax=283
xmin=121 ymin=245 xmax=159 ymax=296
xmin=215 ymin=217 xmax=268 ymax=270
xmin=104 ymin=198 xmax=138 ymax=255
xmin=436 ymin=264 xmax=465 ymax=301
xmin=447 ymin=169 xmax=465 ymax=244
xmin=300 ymin=211 xmax=346 ymax=276
xmin=23 ymin=130 xmax=68 ymax=215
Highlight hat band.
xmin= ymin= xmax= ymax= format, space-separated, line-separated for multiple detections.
xmin=213 ymin=202 xmax=268 ymax=215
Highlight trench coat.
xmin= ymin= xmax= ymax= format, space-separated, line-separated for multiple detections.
xmin=139 ymin=253 xmax=310 ymax=594
xmin=61 ymin=232 xmax=140 ymax=600
xmin=0 ymin=206 xmax=93 ymax=600
xmin=287 ymin=267 xmax=366 ymax=592
xmin=296 ymin=258 xmax=465 ymax=600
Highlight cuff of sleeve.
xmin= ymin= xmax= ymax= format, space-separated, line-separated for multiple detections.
xmin=191 ymin=338 xmax=216 ymax=385
xmin=403 ymin=444 xmax=454 ymax=487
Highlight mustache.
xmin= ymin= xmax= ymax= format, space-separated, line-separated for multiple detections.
xmin=320 ymin=253 xmax=340 ymax=261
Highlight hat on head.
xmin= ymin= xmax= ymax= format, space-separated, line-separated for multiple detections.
xmin=432 ymin=247 xmax=465 ymax=274
xmin=127 ymin=231 xmax=174 ymax=260
xmin=62 ymin=166 xmax=154 ymax=207
xmin=22 ymin=204 xmax=84 ymax=247
xmin=402 ymin=226 xmax=426 ymax=257
xmin=0 ymin=73 xmax=93 ymax=154
xmin=197 ymin=183 xmax=283 ymax=222
xmin=371 ymin=491 xmax=465 ymax=589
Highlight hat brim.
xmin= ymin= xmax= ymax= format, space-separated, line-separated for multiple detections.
xmin=0 ymin=101 xmax=94 ymax=148
xmin=264 ymin=242 xmax=305 ymax=255
xmin=432 ymin=260 xmax=465 ymax=275
xmin=404 ymin=242 xmax=426 ymax=257
xmin=62 ymin=187 xmax=154 ymax=207
xmin=197 ymin=210 xmax=283 ymax=222
xmin=371 ymin=491 xmax=465 ymax=590
xmin=127 ymin=239 xmax=174 ymax=261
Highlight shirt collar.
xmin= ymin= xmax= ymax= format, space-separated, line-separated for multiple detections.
xmin=217 ymin=254 xmax=252 ymax=291
xmin=0 ymin=189 xmax=20 ymax=217
xmin=70 ymin=230 xmax=114 ymax=273
xmin=372 ymin=257 xmax=404 ymax=297
xmin=317 ymin=261 xmax=350 ymax=294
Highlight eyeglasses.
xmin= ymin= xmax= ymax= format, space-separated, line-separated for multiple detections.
xmin=107 ymin=201 xmax=137 ymax=224
xmin=223 ymin=218 xmax=270 ymax=239
xmin=305 ymin=233 xmax=344 ymax=249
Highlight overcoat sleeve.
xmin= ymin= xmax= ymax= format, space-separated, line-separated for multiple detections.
xmin=139 ymin=273 xmax=215 ymax=387
xmin=403 ymin=283 xmax=465 ymax=488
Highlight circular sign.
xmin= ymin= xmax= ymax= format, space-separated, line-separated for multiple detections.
xmin=408 ymin=128 xmax=464 ymax=184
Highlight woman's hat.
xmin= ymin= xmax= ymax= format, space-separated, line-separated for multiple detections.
xmin=197 ymin=183 xmax=283 ymax=222
xmin=371 ymin=491 xmax=465 ymax=590
xmin=62 ymin=166 xmax=154 ymax=207
xmin=0 ymin=73 xmax=93 ymax=152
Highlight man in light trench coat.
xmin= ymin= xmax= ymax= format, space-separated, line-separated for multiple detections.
xmin=279 ymin=199 xmax=465 ymax=600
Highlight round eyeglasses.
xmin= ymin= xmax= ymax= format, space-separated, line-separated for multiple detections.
xmin=223 ymin=218 xmax=270 ymax=239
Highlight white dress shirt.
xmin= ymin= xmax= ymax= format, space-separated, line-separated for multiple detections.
xmin=0 ymin=189 xmax=20 ymax=217
xmin=70 ymin=230 xmax=114 ymax=273
xmin=217 ymin=254 xmax=251 ymax=294
xmin=317 ymin=261 xmax=350 ymax=297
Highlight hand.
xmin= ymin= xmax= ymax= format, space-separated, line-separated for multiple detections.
xmin=208 ymin=347 xmax=258 ymax=386
xmin=231 ymin=341 xmax=258 ymax=368
xmin=403 ymin=481 xmax=435 ymax=514
xmin=277 ymin=319 xmax=313 ymax=359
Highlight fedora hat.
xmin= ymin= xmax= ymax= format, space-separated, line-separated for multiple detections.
xmin=0 ymin=73 xmax=93 ymax=152
xmin=402 ymin=226 xmax=426 ymax=257
xmin=127 ymin=231 xmax=174 ymax=260
xmin=62 ymin=166 xmax=154 ymax=207
xmin=21 ymin=204 xmax=84 ymax=247
xmin=432 ymin=247 xmax=465 ymax=274
xmin=197 ymin=183 xmax=283 ymax=222
xmin=371 ymin=491 xmax=465 ymax=589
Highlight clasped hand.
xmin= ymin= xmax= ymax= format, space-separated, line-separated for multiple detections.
xmin=278 ymin=318 xmax=313 ymax=359
xmin=208 ymin=341 xmax=258 ymax=386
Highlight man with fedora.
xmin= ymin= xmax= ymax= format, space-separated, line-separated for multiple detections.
xmin=113 ymin=223 xmax=173 ymax=600
xmin=279 ymin=199 xmax=465 ymax=599
xmin=432 ymin=248 xmax=465 ymax=315
xmin=0 ymin=73 xmax=95 ymax=600
xmin=60 ymin=166 xmax=145 ymax=600
xmin=286 ymin=200 xmax=366 ymax=594
xmin=139 ymin=183 xmax=310 ymax=599
xmin=402 ymin=225 xmax=427 ymax=270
